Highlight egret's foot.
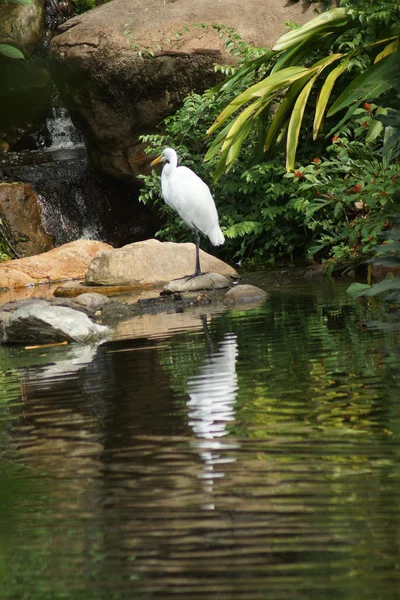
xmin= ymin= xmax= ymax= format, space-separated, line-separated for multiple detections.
xmin=173 ymin=271 xmax=209 ymax=281
xmin=185 ymin=271 xmax=210 ymax=281
xmin=163 ymin=273 xmax=230 ymax=293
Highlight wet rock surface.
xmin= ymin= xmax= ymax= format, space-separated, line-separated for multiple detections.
xmin=223 ymin=284 xmax=269 ymax=305
xmin=0 ymin=301 xmax=109 ymax=344
xmin=0 ymin=288 xmax=227 ymax=343
xmin=0 ymin=182 xmax=54 ymax=258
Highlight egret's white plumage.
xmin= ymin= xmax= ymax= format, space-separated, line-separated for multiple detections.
xmin=150 ymin=148 xmax=224 ymax=277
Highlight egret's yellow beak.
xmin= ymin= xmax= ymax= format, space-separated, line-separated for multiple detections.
xmin=150 ymin=154 xmax=163 ymax=167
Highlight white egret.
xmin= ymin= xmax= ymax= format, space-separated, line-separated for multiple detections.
xmin=150 ymin=148 xmax=225 ymax=277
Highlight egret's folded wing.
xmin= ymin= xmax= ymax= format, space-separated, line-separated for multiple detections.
xmin=167 ymin=167 xmax=220 ymax=237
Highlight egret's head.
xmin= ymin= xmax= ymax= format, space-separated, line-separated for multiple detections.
xmin=150 ymin=147 xmax=176 ymax=167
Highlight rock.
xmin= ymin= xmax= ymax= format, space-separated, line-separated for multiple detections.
xmin=304 ymin=265 xmax=326 ymax=279
xmin=0 ymin=0 xmax=45 ymax=52
xmin=73 ymin=292 xmax=111 ymax=309
xmin=0 ymin=303 xmax=109 ymax=345
xmin=163 ymin=272 xmax=231 ymax=293
xmin=100 ymin=301 xmax=135 ymax=325
xmin=85 ymin=239 xmax=238 ymax=285
xmin=0 ymin=239 xmax=112 ymax=290
xmin=223 ymin=284 xmax=269 ymax=305
xmin=49 ymin=0 xmax=322 ymax=182
xmin=0 ymin=182 xmax=54 ymax=258
xmin=53 ymin=280 xmax=156 ymax=298
xmin=370 ymin=265 xmax=400 ymax=282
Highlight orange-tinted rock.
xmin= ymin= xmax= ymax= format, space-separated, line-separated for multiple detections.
xmin=0 ymin=182 xmax=54 ymax=257
xmin=0 ymin=239 xmax=112 ymax=290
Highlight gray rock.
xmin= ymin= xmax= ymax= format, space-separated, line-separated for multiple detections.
xmin=163 ymin=273 xmax=231 ymax=293
xmin=223 ymin=284 xmax=269 ymax=306
xmin=0 ymin=304 xmax=109 ymax=345
xmin=73 ymin=292 xmax=111 ymax=309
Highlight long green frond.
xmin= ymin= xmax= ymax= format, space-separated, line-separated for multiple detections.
xmin=327 ymin=50 xmax=400 ymax=117
xmin=286 ymin=74 xmax=318 ymax=171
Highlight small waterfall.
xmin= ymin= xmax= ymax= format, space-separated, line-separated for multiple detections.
xmin=1 ymin=104 xmax=156 ymax=248
xmin=1 ymin=87 xmax=156 ymax=249
xmin=1 ymin=157 xmax=155 ymax=247
xmin=44 ymin=105 xmax=84 ymax=151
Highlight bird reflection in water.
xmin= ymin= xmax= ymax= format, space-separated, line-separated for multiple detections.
xmin=186 ymin=326 xmax=239 ymax=510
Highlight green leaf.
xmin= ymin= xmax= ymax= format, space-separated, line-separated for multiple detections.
xmin=0 ymin=44 xmax=25 ymax=59
xmin=226 ymin=120 xmax=253 ymax=168
xmin=365 ymin=107 xmax=388 ymax=143
xmin=273 ymin=8 xmax=349 ymax=52
xmin=368 ymin=255 xmax=400 ymax=268
xmin=375 ymin=108 xmax=400 ymax=128
xmin=346 ymin=282 xmax=372 ymax=297
xmin=313 ymin=58 xmax=349 ymax=140
xmin=264 ymin=73 xmax=313 ymax=154
xmin=327 ymin=51 xmax=400 ymax=118
xmin=207 ymin=66 xmax=308 ymax=135
xmin=361 ymin=278 xmax=400 ymax=297
xmin=374 ymin=39 xmax=399 ymax=63
xmin=374 ymin=242 xmax=400 ymax=254
xmin=221 ymin=99 xmax=263 ymax=153
xmin=286 ymin=74 xmax=318 ymax=171
xmin=379 ymin=229 xmax=400 ymax=241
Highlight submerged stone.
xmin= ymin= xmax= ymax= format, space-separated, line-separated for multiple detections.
xmin=74 ymin=292 xmax=111 ymax=309
xmin=223 ymin=284 xmax=269 ymax=306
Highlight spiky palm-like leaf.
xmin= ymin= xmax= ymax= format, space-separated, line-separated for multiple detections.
xmin=206 ymin=7 xmax=400 ymax=178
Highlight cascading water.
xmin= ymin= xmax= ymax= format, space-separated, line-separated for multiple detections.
xmin=44 ymin=104 xmax=84 ymax=151
xmin=0 ymin=94 xmax=155 ymax=248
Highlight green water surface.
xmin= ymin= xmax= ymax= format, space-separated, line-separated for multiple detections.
xmin=1 ymin=270 xmax=400 ymax=600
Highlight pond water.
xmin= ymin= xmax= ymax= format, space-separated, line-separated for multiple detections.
xmin=1 ymin=269 xmax=400 ymax=600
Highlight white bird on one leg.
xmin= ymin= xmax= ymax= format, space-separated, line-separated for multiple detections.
xmin=150 ymin=148 xmax=225 ymax=278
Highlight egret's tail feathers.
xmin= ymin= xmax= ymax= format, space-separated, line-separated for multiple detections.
xmin=208 ymin=226 xmax=225 ymax=246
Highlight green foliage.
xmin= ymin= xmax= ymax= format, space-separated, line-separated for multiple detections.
xmin=139 ymin=82 xmax=307 ymax=264
xmin=285 ymin=108 xmax=400 ymax=263
xmin=206 ymin=4 xmax=400 ymax=176
xmin=72 ymin=0 xmax=95 ymax=14
xmin=347 ymin=221 xmax=400 ymax=327
xmin=139 ymin=18 xmax=400 ymax=266
xmin=0 ymin=44 xmax=24 ymax=59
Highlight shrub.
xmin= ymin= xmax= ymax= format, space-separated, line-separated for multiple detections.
xmin=139 ymin=29 xmax=399 ymax=267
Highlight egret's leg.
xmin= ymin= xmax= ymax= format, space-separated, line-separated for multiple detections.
xmin=173 ymin=230 xmax=208 ymax=280
xmin=194 ymin=229 xmax=201 ymax=277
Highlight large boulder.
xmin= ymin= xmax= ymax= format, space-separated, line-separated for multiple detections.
xmin=49 ymin=0 xmax=322 ymax=182
xmin=0 ymin=239 xmax=111 ymax=290
xmin=0 ymin=0 xmax=45 ymax=52
xmin=85 ymin=239 xmax=238 ymax=285
xmin=0 ymin=182 xmax=54 ymax=258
